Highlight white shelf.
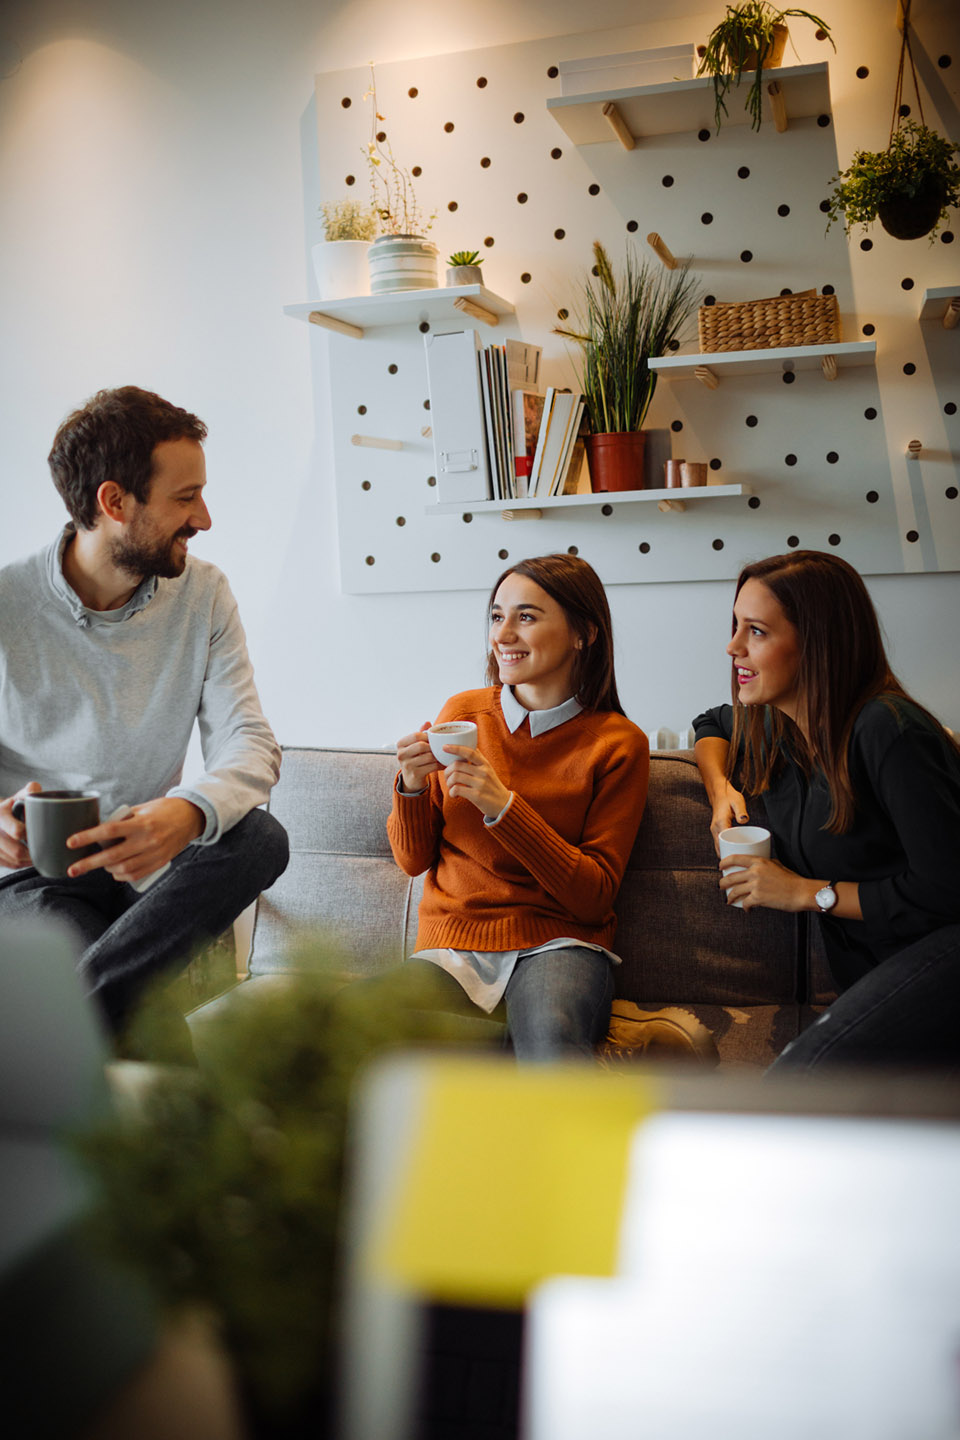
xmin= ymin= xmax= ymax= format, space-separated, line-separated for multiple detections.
xmin=283 ymin=285 xmax=515 ymax=335
xmin=546 ymin=62 xmax=831 ymax=145
xmin=649 ymin=340 xmax=877 ymax=380
xmin=428 ymin=483 xmax=751 ymax=517
xmin=918 ymin=285 xmax=960 ymax=323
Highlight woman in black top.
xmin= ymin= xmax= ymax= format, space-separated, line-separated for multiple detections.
xmin=693 ymin=549 xmax=960 ymax=1072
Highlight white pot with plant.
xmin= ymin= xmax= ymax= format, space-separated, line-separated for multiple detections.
xmin=365 ymin=64 xmax=438 ymax=293
xmin=445 ymin=251 xmax=484 ymax=287
xmin=312 ymin=198 xmax=378 ymax=301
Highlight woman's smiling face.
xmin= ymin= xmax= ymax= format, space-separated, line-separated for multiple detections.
xmin=727 ymin=577 xmax=802 ymax=722
xmin=489 ymin=572 xmax=581 ymax=711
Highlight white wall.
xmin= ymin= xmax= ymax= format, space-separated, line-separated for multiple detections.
xmin=1 ymin=0 xmax=958 ymax=747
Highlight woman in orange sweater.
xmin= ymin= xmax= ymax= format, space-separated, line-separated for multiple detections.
xmin=387 ymin=553 xmax=649 ymax=1060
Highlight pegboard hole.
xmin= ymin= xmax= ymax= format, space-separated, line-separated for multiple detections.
xmin=388 ymin=363 xmax=398 ymax=374
xmin=946 ymin=487 xmax=958 ymax=500
xmin=737 ymin=166 xmax=750 ymax=179
xmin=396 ymin=516 xmax=406 ymax=526
xmin=701 ymin=212 xmax=714 ymax=225
xmin=698 ymin=128 xmax=711 ymax=141
xmin=588 ymin=184 xmax=600 ymax=196
xmin=748 ymin=496 xmax=761 ymax=509
xmin=547 ymin=65 xmax=559 ymax=78
xmin=551 ymin=148 xmax=563 ymax=159
xmin=517 ymin=192 xmax=528 ymax=204
xmin=942 ymin=232 xmax=955 ymax=244
xmin=860 ymin=238 xmax=873 ymax=250
xmin=826 ymin=451 xmax=839 ymax=463
xmin=740 ymin=250 xmax=753 ymax=262
xmin=427 ymin=476 xmax=437 ymax=487
xmin=412 ymin=165 xmax=422 ymax=177
xmin=462 ymin=513 xmax=473 ymax=523
xmin=423 ymin=399 xmax=431 ymax=410
xmin=938 ymin=54 xmax=952 ymax=68
xmin=365 ymin=555 xmax=375 ymax=565
xmin=513 ymin=112 xmax=525 ymax=124
xmin=901 ymin=277 xmax=915 ymax=290
xmin=866 ymin=491 xmax=879 ymax=503
xmin=521 ymin=273 xmax=532 ymax=284
xmin=481 ymin=156 xmax=491 ymax=168
xmin=856 ymin=66 xmax=869 ymax=78
xmin=671 ymin=420 xmax=684 ymax=432
xmin=780 ymin=288 xmax=793 ymax=296
xmin=408 ymin=87 xmax=418 ymax=98
xmin=498 ymin=549 xmax=509 ymax=559
xmin=945 ymin=403 xmax=957 ymax=415
xmin=712 ymin=539 xmax=724 ymax=551
xmin=477 ymin=76 xmax=488 ymax=87
xmin=899 ymin=104 xmax=911 ymax=117
xmin=484 ymin=236 xmax=495 ymax=247
xmin=601 ymin=504 xmax=613 ymax=516
xmin=567 ymin=546 xmax=579 ymax=556
xmin=555 ymin=228 xmax=566 ymax=240
xmin=822 ymin=284 xmax=835 ymax=295
xmin=819 ymin=200 xmax=831 ymax=213
xmin=357 ymin=404 xmax=367 ymax=414
xmin=777 ymin=204 xmax=790 ymax=217
xmin=345 ymin=174 xmax=356 ymax=186
xmin=787 ymin=535 xmax=800 ymax=547
xmin=557 ymin=308 xmax=569 ymax=320
xmin=906 ymin=530 xmax=919 ymax=543
xmin=443 ymin=122 xmax=454 ymax=133
xmin=447 ymin=201 xmax=458 ymax=211
xmin=419 ymin=322 xmax=430 ymax=334
xmin=639 ymin=542 xmax=651 ymax=554
xmin=376 ymin=130 xmax=386 ymax=143
xmin=626 ymin=220 xmax=638 ymax=233
xmin=361 ymin=480 xmax=371 ymax=491
xmin=903 ymin=363 xmax=916 ymax=375
xmin=341 ymin=97 xmax=352 ymax=108
xmin=865 ymin=407 xmax=878 ymax=419
xmin=828 ymin=533 xmax=841 ymax=546
xmin=745 ymin=414 xmax=758 ymax=427
xmin=703 ymin=294 xmax=716 ymax=306
xmin=782 ymin=372 xmax=796 ymax=385
xmin=785 ymin=454 xmax=798 ymax=466
xmin=662 ymin=175 xmax=675 ymax=187
xmin=816 ymin=114 xmax=831 ymax=127
xmin=431 ymin=553 xmax=441 ymax=563
xmin=862 ymin=323 xmax=875 ymax=335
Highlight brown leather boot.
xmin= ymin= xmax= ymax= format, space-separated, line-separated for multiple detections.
xmin=598 ymin=1000 xmax=720 ymax=1066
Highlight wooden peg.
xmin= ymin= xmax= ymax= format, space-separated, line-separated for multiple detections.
xmin=453 ymin=297 xmax=499 ymax=327
xmin=943 ymin=297 xmax=960 ymax=330
xmin=351 ymin=434 xmax=403 ymax=451
xmin=767 ymin=81 xmax=788 ymax=133
xmin=308 ymin=310 xmax=364 ymax=339
xmin=601 ymin=101 xmax=636 ymax=150
xmin=906 ymin=439 xmax=922 ymax=458
xmin=421 ymin=425 xmax=433 ymax=438
xmin=646 ymin=232 xmax=678 ymax=270
xmin=657 ymin=498 xmax=686 ymax=513
xmin=501 ymin=508 xmax=543 ymax=521
xmin=821 ymin=354 xmax=838 ymax=381
xmin=694 ymin=365 xmax=719 ymax=390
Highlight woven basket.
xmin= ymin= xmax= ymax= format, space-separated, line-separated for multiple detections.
xmin=698 ymin=289 xmax=841 ymax=353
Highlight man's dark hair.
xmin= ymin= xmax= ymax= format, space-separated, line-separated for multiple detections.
xmin=48 ymin=386 xmax=208 ymax=530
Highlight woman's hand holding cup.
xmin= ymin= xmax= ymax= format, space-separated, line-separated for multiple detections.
xmin=444 ymin=746 xmax=511 ymax=820
xmin=397 ymin=722 xmax=443 ymax=793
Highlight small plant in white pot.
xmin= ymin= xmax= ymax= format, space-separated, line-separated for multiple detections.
xmin=312 ymin=197 xmax=378 ymax=301
xmin=365 ymin=64 xmax=438 ymax=293
xmin=446 ymin=251 xmax=484 ymax=286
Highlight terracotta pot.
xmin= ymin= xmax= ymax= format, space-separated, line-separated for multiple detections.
xmin=585 ymin=432 xmax=647 ymax=492
xmin=878 ymin=175 xmax=947 ymax=240
xmin=738 ymin=22 xmax=788 ymax=72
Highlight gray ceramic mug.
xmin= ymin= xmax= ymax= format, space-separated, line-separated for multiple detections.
xmin=11 ymin=790 xmax=101 ymax=878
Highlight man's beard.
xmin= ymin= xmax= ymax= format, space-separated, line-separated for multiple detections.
xmin=110 ymin=526 xmax=194 ymax=581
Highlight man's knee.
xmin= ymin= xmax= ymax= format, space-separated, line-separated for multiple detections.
xmin=219 ymin=808 xmax=289 ymax=886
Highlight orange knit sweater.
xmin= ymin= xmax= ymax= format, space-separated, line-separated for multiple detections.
xmin=387 ymin=688 xmax=650 ymax=954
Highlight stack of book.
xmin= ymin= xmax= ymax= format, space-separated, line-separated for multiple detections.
xmin=478 ymin=340 xmax=588 ymax=501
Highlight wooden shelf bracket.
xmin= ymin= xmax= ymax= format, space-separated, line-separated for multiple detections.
xmin=601 ymin=101 xmax=636 ymax=150
xmin=647 ymin=232 xmax=678 ymax=270
xmin=820 ymin=354 xmax=838 ymax=381
xmin=309 ymin=310 xmax=364 ymax=339
xmin=767 ymin=81 xmax=788 ymax=133
xmin=657 ymin=498 xmax=686 ymax=513
xmin=943 ymin=297 xmax=960 ymax=330
xmin=906 ymin=439 xmax=922 ymax=458
xmin=351 ymin=434 xmax=403 ymax=451
xmin=453 ymin=297 xmax=500 ymax=327
xmin=501 ymin=508 xmax=544 ymax=521
xmin=694 ymin=365 xmax=720 ymax=390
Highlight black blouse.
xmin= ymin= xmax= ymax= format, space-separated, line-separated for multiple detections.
xmin=692 ymin=696 xmax=960 ymax=989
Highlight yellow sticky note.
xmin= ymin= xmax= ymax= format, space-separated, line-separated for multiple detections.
xmin=369 ymin=1058 xmax=658 ymax=1307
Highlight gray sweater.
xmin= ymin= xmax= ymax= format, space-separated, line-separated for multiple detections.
xmin=0 ymin=529 xmax=281 ymax=869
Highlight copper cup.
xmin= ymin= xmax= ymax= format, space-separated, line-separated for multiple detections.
xmin=664 ymin=458 xmax=685 ymax=488
xmin=680 ymin=461 xmax=708 ymax=488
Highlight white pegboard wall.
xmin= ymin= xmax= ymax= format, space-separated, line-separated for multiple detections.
xmin=306 ymin=4 xmax=959 ymax=594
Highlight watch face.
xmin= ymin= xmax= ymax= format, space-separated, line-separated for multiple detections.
xmin=816 ymin=885 xmax=837 ymax=912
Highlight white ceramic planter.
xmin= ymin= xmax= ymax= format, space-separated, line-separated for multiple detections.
xmin=368 ymin=234 xmax=438 ymax=294
xmin=445 ymin=264 xmax=484 ymax=287
xmin=311 ymin=240 xmax=371 ymax=301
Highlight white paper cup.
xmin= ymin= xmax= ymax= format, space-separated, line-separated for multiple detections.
xmin=428 ymin=721 xmax=478 ymax=765
xmin=718 ymin=826 xmax=771 ymax=909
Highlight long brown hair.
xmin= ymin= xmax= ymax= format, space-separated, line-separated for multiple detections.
xmin=729 ymin=550 xmax=954 ymax=832
xmin=485 ymin=553 xmax=625 ymax=715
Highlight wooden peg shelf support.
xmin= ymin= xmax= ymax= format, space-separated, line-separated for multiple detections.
xmin=501 ymin=508 xmax=544 ymax=521
xmin=602 ymin=101 xmax=636 ymax=150
xmin=694 ymin=365 xmax=720 ymax=390
xmin=453 ymin=297 xmax=499 ymax=327
xmin=351 ymin=434 xmax=403 ymax=451
xmin=308 ymin=310 xmax=364 ymax=339
xmin=657 ymin=498 xmax=686 ymax=513
xmin=767 ymin=81 xmax=788 ymax=133
xmin=906 ymin=439 xmax=922 ymax=458
xmin=820 ymin=354 xmax=838 ymax=381
xmin=943 ymin=298 xmax=960 ymax=330
xmin=647 ymin=232 xmax=678 ymax=270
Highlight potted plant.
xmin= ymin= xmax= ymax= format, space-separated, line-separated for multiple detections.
xmin=446 ymin=250 xmax=484 ymax=287
xmin=825 ymin=120 xmax=960 ymax=241
xmin=555 ymin=242 xmax=699 ymax=493
xmin=364 ymin=64 xmax=438 ymax=293
xmin=697 ymin=4 xmax=833 ymax=131
xmin=313 ymin=197 xmax=378 ymax=301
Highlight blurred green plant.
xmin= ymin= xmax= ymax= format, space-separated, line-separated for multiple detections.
xmin=75 ymin=948 xmax=491 ymax=1434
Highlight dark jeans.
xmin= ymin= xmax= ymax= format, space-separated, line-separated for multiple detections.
xmin=769 ymin=922 xmax=960 ymax=1075
xmin=349 ymin=946 xmax=615 ymax=1063
xmin=0 ymin=808 xmax=289 ymax=1034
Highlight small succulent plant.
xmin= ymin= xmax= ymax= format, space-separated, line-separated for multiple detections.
xmin=448 ymin=250 xmax=483 ymax=267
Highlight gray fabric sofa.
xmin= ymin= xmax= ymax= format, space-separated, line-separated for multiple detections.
xmin=189 ymin=746 xmax=836 ymax=1068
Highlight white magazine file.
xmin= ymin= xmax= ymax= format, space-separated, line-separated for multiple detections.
xmin=423 ymin=329 xmax=492 ymax=506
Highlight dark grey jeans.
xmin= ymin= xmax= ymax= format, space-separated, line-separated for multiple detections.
xmin=0 ymin=808 xmax=289 ymax=1033
xmin=769 ymin=922 xmax=960 ymax=1075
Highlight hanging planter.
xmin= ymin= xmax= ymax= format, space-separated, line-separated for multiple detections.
xmin=825 ymin=4 xmax=960 ymax=242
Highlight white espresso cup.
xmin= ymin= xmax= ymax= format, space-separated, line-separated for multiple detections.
xmin=718 ymin=825 xmax=771 ymax=908
xmin=428 ymin=721 xmax=478 ymax=766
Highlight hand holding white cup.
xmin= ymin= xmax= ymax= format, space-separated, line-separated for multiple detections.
xmin=718 ymin=825 xmax=771 ymax=908
xmin=428 ymin=721 xmax=478 ymax=766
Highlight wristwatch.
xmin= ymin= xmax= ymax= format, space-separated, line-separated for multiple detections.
xmin=815 ymin=881 xmax=838 ymax=914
